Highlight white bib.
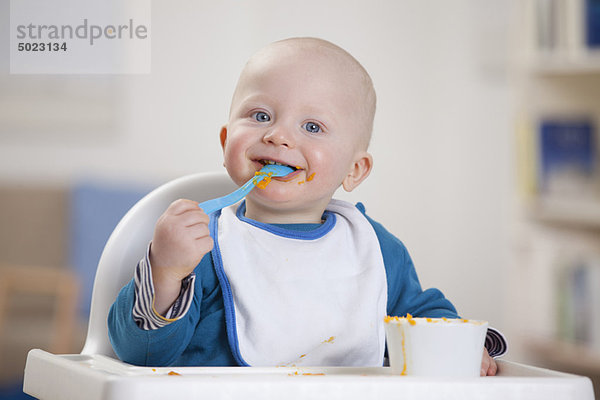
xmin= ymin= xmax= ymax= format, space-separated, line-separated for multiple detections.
xmin=216 ymin=199 xmax=387 ymax=366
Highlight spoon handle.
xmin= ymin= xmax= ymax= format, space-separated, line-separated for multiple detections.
xmin=197 ymin=175 xmax=259 ymax=214
xmin=197 ymin=164 xmax=295 ymax=214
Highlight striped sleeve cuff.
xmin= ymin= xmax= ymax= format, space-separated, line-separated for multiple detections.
xmin=132 ymin=242 xmax=196 ymax=330
xmin=485 ymin=327 xmax=508 ymax=358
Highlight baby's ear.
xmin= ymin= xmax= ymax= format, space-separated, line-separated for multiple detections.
xmin=219 ymin=125 xmax=228 ymax=150
xmin=342 ymin=151 xmax=373 ymax=192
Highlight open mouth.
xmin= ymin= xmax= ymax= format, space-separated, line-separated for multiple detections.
xmin=257 ymin=159 xmax=301 ymax=171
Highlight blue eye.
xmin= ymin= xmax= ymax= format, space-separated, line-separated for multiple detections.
xmin=253 ymin=111 xmax=270 ymax=122
xmin=303 ymin=122 xmax=321 ymax=133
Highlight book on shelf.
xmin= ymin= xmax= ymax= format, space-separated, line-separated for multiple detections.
xmin=588 ymin=0 xmax=600 ymax=47
xmin=515 ymin=116 xmax=539 ymax=198
xmin=539 ymin=117 xmax=596 ymax=197
xmin=534 ymin=0 xmax=600 ymax=56
xmin=516 ymin=115 xmax=597 ymax=200
xmin=555 ymin=257 xmax=600 ymax=352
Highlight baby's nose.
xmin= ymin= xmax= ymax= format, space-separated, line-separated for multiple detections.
xmin=263 ymin=126 xmax=295 ymax=148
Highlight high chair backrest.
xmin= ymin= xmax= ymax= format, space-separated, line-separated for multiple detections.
xmin=81 ymin=172 xmax=236 ymax=357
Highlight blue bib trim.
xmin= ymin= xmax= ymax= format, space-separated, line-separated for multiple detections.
xmin=209 ymin=210 xmax=249 ymax=366
xmin=235 ymin=201 xmax=336 ymax=240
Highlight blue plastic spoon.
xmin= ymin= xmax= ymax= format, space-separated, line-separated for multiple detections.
xmin=198 ymin=164 xmax=295 ymax=214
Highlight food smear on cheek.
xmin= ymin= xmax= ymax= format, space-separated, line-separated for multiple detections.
xmin=298 ymin=172 xmax=315 ymax=185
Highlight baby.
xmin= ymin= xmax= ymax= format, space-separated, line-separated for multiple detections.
xmin=108 ymin=37 xmax=504 ymax=374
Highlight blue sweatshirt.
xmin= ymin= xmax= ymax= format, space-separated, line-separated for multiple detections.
xmin=108 ymin=203 xmax=459 ymax=366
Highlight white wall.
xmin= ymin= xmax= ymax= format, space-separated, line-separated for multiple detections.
xmin=0 ymin=1 xmax=513 ymax=332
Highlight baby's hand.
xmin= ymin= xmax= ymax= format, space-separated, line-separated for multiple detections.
xmin=149 ymin=199 xmax=213 ymax=314
xmin=480 ymin=348 xmax=497 ymax=376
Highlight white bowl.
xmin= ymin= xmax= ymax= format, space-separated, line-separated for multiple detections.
xmin=384 ymin=315 xmax=488 ymax=377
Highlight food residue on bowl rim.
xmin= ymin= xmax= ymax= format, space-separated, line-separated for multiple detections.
xmin=384 ymin=314 xmax=481 ymax=324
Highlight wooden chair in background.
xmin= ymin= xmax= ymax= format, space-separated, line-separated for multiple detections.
xmin=0 ymin=265 xmax=79 ymax=356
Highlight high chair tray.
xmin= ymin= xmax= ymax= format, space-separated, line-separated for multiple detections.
xmin=23 ymin=349 xmax=594 ymax=400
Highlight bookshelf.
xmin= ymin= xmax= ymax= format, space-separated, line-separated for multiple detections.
xmin=510 ymin=0 xmax=600 ymax=380
xmin=526 ymin=196 xmax=600 ymax=228
xmin=532 ymin=55 xmax=600 ymax=75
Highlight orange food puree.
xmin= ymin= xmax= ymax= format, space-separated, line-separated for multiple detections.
xmin=407 ymin=314 xmax=416 ymax=326
xmin=254 ymin=172 xmax=274 ymax=190
xmin=384 ymin=315 xmax=478 ymax=325
xmin=307 ymin=172 xmax=316 ymax=181
xmin=256 ymin=177 xmax=271 ymax=189
xmin=384 ymin=314 xmax=415 ymax=324
xmin=168 ymin=371 xmax=181 ymax=376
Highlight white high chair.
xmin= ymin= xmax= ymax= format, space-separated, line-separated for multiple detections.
xmin=23 ymin=172 xmax=595 ymax=400
xmin=78 ymin=172 xmax=236 ymax=358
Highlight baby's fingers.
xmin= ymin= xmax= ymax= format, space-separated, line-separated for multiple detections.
xmin=187 ymin=223 xmax=211 ymax=240
xmin=195 ymin=235 xmax=214 ymax=255
xmin=179 ymin=210 xmax=210 ymax=227
xmin=167 ymin=199 xmax=204 ymax=216
xmin=480 ymin=349 xmax=497 ymax=376
xmin=486 ymin=357 xmax=498 ymax=376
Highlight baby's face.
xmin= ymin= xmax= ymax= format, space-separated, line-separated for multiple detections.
xmin=221 ymin=44 xmax=370 ymax=222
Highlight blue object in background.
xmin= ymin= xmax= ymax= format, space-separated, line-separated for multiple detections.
xmin=70 ymin=180 xmax=153 ymax=317
xmin=587 ymin=0 xmax=600 ymax=47
xmin=0 ymin=383 xmax=35 ymax=399
xmin=539 ymin=118 xmax=595 ymax=190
